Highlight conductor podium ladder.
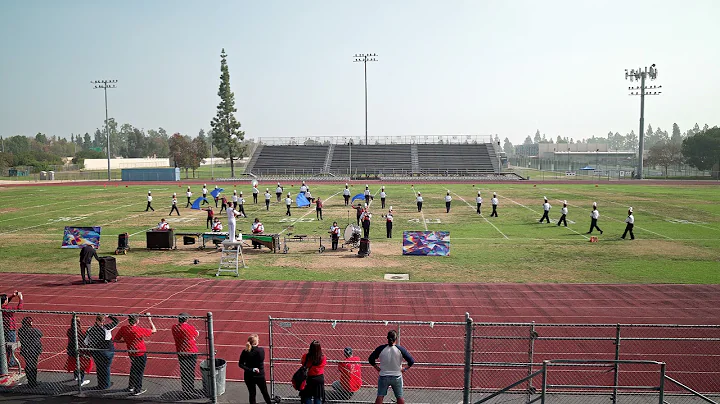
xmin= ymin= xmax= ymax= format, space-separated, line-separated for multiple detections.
xmin=216 ymin=240 xmax=247 ymax=277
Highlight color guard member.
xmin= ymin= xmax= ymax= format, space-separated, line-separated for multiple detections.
xmin=264 ymin=188 xmax=271 ymax=211
xmin=557 ymin=200 xmax=568 ymax=227
xmin=476 ymin=191 xmax=483 ymax=215
xmin=343 ymin=183 xmax=351 ymax=206
xmin=329 ymin=222 xmax=340 ymax=250
xmin=185 ymin=187 xmax=193 ymax=208
xmin=145 ymin=191 xmax=154 ymax=212
xmin=586 ymin=202 xmax=603 ymax=234
xmin=220 ymin=195 xmax=227 ymax=213
xmin=285 ymin=193 xmax=292 ymax=216
xmin=445 ymin=191 xmax=452 ymax=213
xmin=353 ymin=203 xmax=365 ymax=225
xmin=204 ymin=207 xmax=214 ymax=229
xmin=214 ymin=186 xmax=220 ymax=207
xmin=416 ymin=192 xmax=423 ymax=212
xmin=490 ymin=193 xmax=498 ymax=217
xmin=305 ymin=189 xmax=314 ymax=205
xmin=169 ymin=193 xmax=180 ymax=216
xmin=539 ymin=197 xmax=551 ymax=223
xmin=622 ymin=207 xmax=635 ymax=240
xmin=380 ymin=186 xmax=387 ymax=209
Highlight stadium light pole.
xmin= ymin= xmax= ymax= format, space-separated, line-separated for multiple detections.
xmin=92 ymin=79 xmax=117 ymax=181
xmin=625 ymin=64 xmax=660 ymax=179
xmin=353 ymin=53 xmax=377 ymax=146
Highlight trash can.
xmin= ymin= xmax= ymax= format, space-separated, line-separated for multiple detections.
xmin=48 ymin=171 xmax=55 ymax=180
xmin=200 ymin=358 xmax=226 ymax=397
xmin=40 ymin=171 xmax=47 ymax=180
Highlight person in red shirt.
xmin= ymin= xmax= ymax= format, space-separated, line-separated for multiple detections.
xmin=300 ymin=340 xmax=327 ymax=404
xmin=1 ymin=291 xmax=23 ymax=367
xmin=315 ymin=197 xmax=323 ymax=220
xmin=171 ymin=313 xmax=199 ymax=394
xmin=327 ymin=346 xmax=362 ymax=400
xmin=66 ymin=317 xmax=94 ymax=387
xmin=113 ymin=313 xmax=156 ymax=396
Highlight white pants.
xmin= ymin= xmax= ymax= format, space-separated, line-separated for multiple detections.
xmin=228 ymin=221 xmax=236 ymax=242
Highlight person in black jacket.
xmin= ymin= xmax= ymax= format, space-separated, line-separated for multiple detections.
xmin=85 ymin=315 xmax=119 ymax=389
xmin=238 ymin=334 xmax=274 ymax=404
xmin=79 ymin=244 xmax=99 ymax=284
xmin=18 ymin=317 xmax=43 ymax=388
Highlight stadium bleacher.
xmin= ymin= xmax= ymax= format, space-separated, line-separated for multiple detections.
xmin=330 ymin=145 xmax=413 ymax=175
xmin=247 ymin=145 xmax=328 ymax=175
xmin=416 ymin=144 xmax=496 ymax=174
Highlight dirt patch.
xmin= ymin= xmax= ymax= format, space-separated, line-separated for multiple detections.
xmin=0 ymin=208 xmax=20 ymax=214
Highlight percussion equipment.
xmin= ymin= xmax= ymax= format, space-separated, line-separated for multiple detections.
xmin=343 ymin=224 xmax=362 ymax=250
xmin=358 ymin=238 xmax=370 ymax=257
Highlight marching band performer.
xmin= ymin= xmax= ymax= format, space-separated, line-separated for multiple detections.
xmin=476 ymin=191 xmax=483 ymax=215
xmin=232 ymin=190 xmax=238 ymax=209
xmin=586 ymin=202 xmax=603 ymax=234
xmin=275 ymin=182 xmax=283 ymax=202
xmin=300 ymin=181 xmax=308 ymax=196
xmin=201 ymin=184 xmax=209 ymax=205
xmin=622 ymin=207 xmax=635 ymax=240
xmin=360 ymin=208 xmax=372 ymax=239
xmin=364 ymin=185 xmax=371 ymax=205
xmin=343 ymin=183 xmax=351 ymax=206
xmin=445 ymin=190 xmax=452 ymax=213
xmin=251 ymin=218 xmax=264 ymax=249
xmin=264 ymin=188 xmax=271 ymax=211
xmin=285 ymin=193 xmax=292 ymax=216
xmin=380 ymin=186 xmax=387 ymax=209
xmin=252 ymin=184 xmax=259 ymax=204
xmin=211 ymin=217 xmax=223 ymax=232
xmin=329 ymin=222 xmax=340 ymax=250
xmin=169 ymin=193 xmax=180 ymax=216
xmin=557 ymin=200 xmax=568 ymax=227
xmin=539 ymin=197 xmax=551 ymax=223
xmin=157 ymin=218 xmax=169 ymax=230
xmin=385 ymin=207 xmax=394 ymax=238
xmin=237 ymin=192 xmax=246 ymax=218
xmin=145 ymin=191 xmax=154 ymax=212
xmin=490 ymin=193 xmax=499 ymax=217
xmin=185 ymin=187 xmax=193 ymax=208
xmin=416 ymin=192 xmax=423 ymax=212
xmin=353 ymin=203 xmax=365 ymax=225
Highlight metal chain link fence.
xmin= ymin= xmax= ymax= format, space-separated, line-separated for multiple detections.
xmin=1 ymin=308 xmax=218 ymax=403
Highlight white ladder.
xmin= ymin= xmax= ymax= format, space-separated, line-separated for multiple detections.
xmin=216 ymin=241 xmax=247 ymax=276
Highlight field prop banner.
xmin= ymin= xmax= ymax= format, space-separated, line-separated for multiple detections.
xmin=210 ymin=188 xmax=224 ymax=199
xmin=62 ymin=226 xmax=101 ymax=249
xmin=402 ymin=231 xmax=450 ymax=256
xmin=296 ymin=193 xmax=310 ymax=207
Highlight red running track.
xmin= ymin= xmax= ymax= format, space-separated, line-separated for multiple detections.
xmin=1 ymin=274 xmax=719 ymax=388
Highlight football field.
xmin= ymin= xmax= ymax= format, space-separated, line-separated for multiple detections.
xmin=0 ymin=181 xmax=718 ymax=283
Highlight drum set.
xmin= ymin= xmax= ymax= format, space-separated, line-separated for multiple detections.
xmin=343 ymin=224 xmax=361 ymax=251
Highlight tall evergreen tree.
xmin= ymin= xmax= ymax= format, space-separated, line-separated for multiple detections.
xmin=210 ymin=49 xmax=245 ymax=177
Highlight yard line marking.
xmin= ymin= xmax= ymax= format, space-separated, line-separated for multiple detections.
xmin=592 ymin=198 xmax=720 ymax=233
xmin=278 ymin=190 xmax=341 ymax=235
xmin=492 ymin=191 xmax=589 ymax=240
xmin=451 ymin=191 xmax=508 ymax=239
xmin=409 ymin=186 xmax=428 ymax=231
xmin=557 ymin=199 xmax=673 ymax=240
xmin=0 ymin=203 xmax=134 ymax=235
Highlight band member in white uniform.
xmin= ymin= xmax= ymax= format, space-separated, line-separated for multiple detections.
xmin=384 ymin=207 xmax=394 ymax=238
xmin=622 ymin=207 xmax=635 ymax=240
xmin=557 ymin=200 xmax=568 ymax=227
xmin=305 ymin=189 xmax=313 ymax=205
xmin=490 ymin=193 xmax=498 ymax=217
xmin=360 ymin=208 xmax=372 ymax=239
xmin=586 ymin=202 xmax=603 ymax=234
xmin=252 ymin=184 xmax=259 ymax=204
xmin=343 ymin=183 xmax=351 ymax=206
xmin=214 ymin=185 xmax=220 ymax=207
xmin=237 ymin=192 xmax=246 ymax=217
xmin=364 ymin=185 xmax=371 ymax=205
xmin=445 ymin=191 xmax=452 ymax=213
xmin=300 ymin=181 xmax=307 ymax=196
xmin=232 ymin=190 xmax=238 ymax=209
xmin=169 ymin=193 xmax=180 ymax=216
xmin=212 ymin=218 xmax=223 ymax=232
xmin=201 ymin=184 xmax=209 ymax=205
xmin=416 ymin=192 xmax=423 ymax=212
xmin=285 ymin=193 xmax=292 ymax=216
xmin=185 ymin=187 xmax=193 ymax=208
xmin=227 ymin=204 xmax=240 ymax=242
xmin=329 ymin=222 xmax=340 ymax=250
xmin=380 ymin=186 xmax=387 ymax=209
xmin=250 ymin=218 xmax=264 ymax=249
xmin=157 ymin=218 xmax=169 ymax=230
xmin=264 ymin=188 xmax=271 ymax=211
xmin=539 ymin=197 xmax=551 ymax=223
xmin=145 ymin=191 xmax=154 ymax=212
xmin=476 ymin=191 xmax=483 ymax=215
xmin=275 ymin=183 xmax=283 ymax=202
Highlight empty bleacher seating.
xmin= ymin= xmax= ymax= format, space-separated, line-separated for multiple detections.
xmin=416 ymin=144 xmax=495 ymax=174
xmin=330 ymin=145 xmax=412 ymax=175
xmin=249 ymin=145 xmax=328 ymax=175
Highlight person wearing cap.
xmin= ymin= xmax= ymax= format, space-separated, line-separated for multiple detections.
xmin=300 ymin=181 xmax=308 ymax=196
xmin=539 ymin=197 xmax=551 ymax=223
xmin=380 ymin=186 xmax=387 ymax=209
xmin=214 ymin=185 xmax=220 ymax=207
xmin=360 ymin=207 xmax=372 ymax=239
xmin=237 ymin=192 xmax=247 ymax=218
xmin=185 ymin=187 xmax=193 ymax=208
xmin=384 ymin=207 xmax=394 ymax=238
xmin=145 ymin=191 xmax=154 ymax=212
xmin=203 ymin=206 xmax=214 ymax=229
xmin=114 ymin=313 xmax=157 ymax=396
xmin=369 ymin=330 xmax=415 ymax=404
xmin=18 ymin=316 xmax=43 ymax=388
xmin=252 ymin=184 xmax=259 ymax=204
xmin=239 ymin=334 xmax=274 ymax=404
xmin=416 ymin=192 xmax=423 ymax=212
xmin=85 ymin=315 xmax=120 ymax=389
xmin=476 ymin=191 xmax=483 ymax=215
xmin=285 ymin=192 xmax=293 ymax=216
xmin=490 ymin=193 xmax=499 ymax=217
xmin=169 ymin=193 xmax=180 ymax=216
xmin=557 ymin=201 xmax=568 ymax=227
xmin=2 ymin=291 xmax=23 ymax=367
xmin=201 ymin=184 xmax=209 ymax=205
xmin=232 ymin=190 xmax=239 ymax=209
xmin=172 ymin=313 xmax=200 ymax=394
xmin=343 ymin=183 xmax=351 ymax=206
xmin=329 ymin=222 xmax=340 ymax=250
xmin=327 ymin=346 xmax=362 ymax=401
xmin=364 ymin=185 xmax=371 ymax=205
xmin=264 ymin=188 xmax=271 ymax=211
xmin=220 ymin=194 xmax=228 ymax=213
xmin=586 ymin=202 xmax=603 ymax=235
xmin=275 ymin=183 xmax=283 ymax=202
xmin=622 ymin=207 xmax=635 ymax=240
xmin=305 ymin=188 xmax=314 ymax=206
xmin=445 ymin=190 xmax=452 ymax=213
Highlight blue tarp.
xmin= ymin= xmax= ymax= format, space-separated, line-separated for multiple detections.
xmin=296 ymin=193 xmax=310 ymax=207
xmin=191 ymin=197 xmax=206 ymax=210
xmin=351 ymin=193 xmax=366 ymax=203
xmin=580 ymin=166 xmax=595 ymax=170
xmin=210 ymin=188 xmax=224 ymax=198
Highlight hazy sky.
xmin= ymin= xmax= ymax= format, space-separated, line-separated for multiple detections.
xmin=1 ymin=0 xmax=718 ymax=145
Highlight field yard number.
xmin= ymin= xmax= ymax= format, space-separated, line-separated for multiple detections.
xmin=167 ymin=217 xmax=196 ymax=223
xmin=408 ymin=218 xmax=442 ymax=224
xmin=47 ymin=215 xmax=89 ymax=224
xmin=667 ymin=219 xmax=708 ymax=225
xmin=280 ymin=218 xmax=315 ymax=223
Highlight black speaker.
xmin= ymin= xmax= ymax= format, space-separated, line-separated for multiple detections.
xmin=146 ymin=230 xmax=174 ymax=249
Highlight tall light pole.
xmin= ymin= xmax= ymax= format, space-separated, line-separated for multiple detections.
xmin=353 ymin=53 xmax=377 ymax=146
xmin=92 ymin=79 xmax=117 ymax=181
xmin=348 ymin=139 xmax=353 ymax=178
xmin=625 ymin=64 xmax=660 ymax=179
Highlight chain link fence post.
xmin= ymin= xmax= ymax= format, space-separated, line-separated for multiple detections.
xmin=0 ymin=308 xmax=7 ymax=375
xmin=72 ymin=312 xmax=82 ymax=393
xmin=463 ymin=312 xmax=473 ymax=404
xmin=268 ymin=315 xmax=275 ymax=398
xmin=612 ymin=323 xmax=621 ymax=404
xmin=206 ymin=311 xmax=217 ymax=404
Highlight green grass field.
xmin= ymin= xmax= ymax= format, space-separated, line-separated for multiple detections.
xmin=0 ymin=182 xmax=718 ymax=283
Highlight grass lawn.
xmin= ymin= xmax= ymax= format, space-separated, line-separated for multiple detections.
xmin=0 ymin=182 xmax=718 ymax=283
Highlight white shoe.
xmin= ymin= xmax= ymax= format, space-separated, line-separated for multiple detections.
xmin=81 ymin=380 xmax=90 ymax=386
xmin=133 ymin=389 xmax=147 ymax=396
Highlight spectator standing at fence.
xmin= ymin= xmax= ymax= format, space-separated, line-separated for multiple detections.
xmin=476 ymin=191 xmax=483 ymax=215
xmin=85 ymin=315 xmax=119 ymax=390
xmin=285 ymin=193 xmax=292 ymax=216
xmin=79 ymin=243 xmax=99 ymax=284
xmin=557 ymin=201 xmax=568 ymax=227
xmin=329 ymin=222 xmax=340 ymax=250
xmin=202 ymin=184 xmax=209 ymax=205
xmin=380 ymin=186 xmax=387 ymax=209
xmin=586 ymin=202 xmax=603 ymax=235
xmin=300 ymin=340 xmax=327 ymax=404
xmin=18 ymin=317 xmax=42 ymax=388
xmin=622 ymin=207 xmax=635 ymax=240
xmin=114 ymin=313 xmax=157 ymax=396
xmin=2 ymin=291 xmax=23 ymax=367
xmin=66 ymin=317 xmax=93 ymax=387
xmin=327 ymin=347 xmax=362 ymax=401
xmin=169 ymin=193 xmax=180 ymax=216
xmin=416 ymin=192 xmax=423 ymax=212
xmin=186 ymin=187 xmax=193 ymax=208
xmin=445 ymin=190 xmax=452 ymax=213
xmin=172 ymin=313 xmax=199 ymax=395
xmin=315 ymin=197 xmax=323 ymax=220
xmin=275 ymin=183 xmax=283 ymax=202
xmin=343 ymin=183 xmax=351 ymax=206
xmin=490 ymin=193 xmax=499 ymax=217
xmin=369 ymin=330 xmax=415 ymax=404
xmin=239 ymin=334 xmax=274 ymax=404
xmin=145 ymin=191 xmax=154 ymax=212
xmin=264 ymin=188 xmax=271 ymax=211
xmin=539 ymin=197 xmax=551 ymax=223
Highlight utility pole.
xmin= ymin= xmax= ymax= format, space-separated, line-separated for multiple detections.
xmin=353 ymin=53 xmax=378 ymax=146
xmin=92 ymin=79 xmax=117 ymax=181
xmin=625 ymin=64 xmax=660 ymax=179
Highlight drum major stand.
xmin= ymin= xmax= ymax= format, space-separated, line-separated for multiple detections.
xmin=217 ymin=240 xmax=247 ymax=276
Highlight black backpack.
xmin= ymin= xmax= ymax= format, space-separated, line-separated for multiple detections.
xmin=291 ymin=357 xmax=310 ymax=391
